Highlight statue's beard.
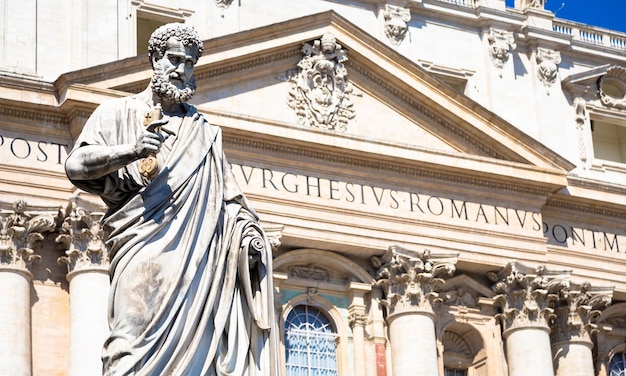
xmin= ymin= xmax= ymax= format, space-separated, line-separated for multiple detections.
xmin=151 ymin=65 xmax=196 ymax=104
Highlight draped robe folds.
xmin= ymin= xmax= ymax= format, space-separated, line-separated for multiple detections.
xmin=67 ymin=95 xmax=278 ymax=376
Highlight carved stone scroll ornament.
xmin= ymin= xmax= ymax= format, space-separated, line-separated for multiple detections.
xmin=57 ymin=201 xmax=109 ymax=273
xmin=536 ymin=48 xmax=561 ymax=87
xmin=287 ymin=33 xmax=355 ymax=131
xmin=373 ymin=246 xmax=458 ymax=316
xmin=550 ymin=282 xmax=613 ymax=344
xmin=0 ymin=200 xmax=56 ymax=270
xmin=384 ymin=5 xmax=411 ymax=46
xmin=573 ymin=98 xmax=589 ymax=165
xmin=488 ymin=28 xmax=516 ymax=74
xmin=488 ymin=262 xmax=570 ymax=332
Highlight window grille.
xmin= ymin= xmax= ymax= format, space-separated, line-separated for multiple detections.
xmin=444 ymin=369 xmax=467 ymax=376
xmin=285 ymin=305 xmax=339 ymax=376
xmin=610 ymin=352 xmax=626 ymax=376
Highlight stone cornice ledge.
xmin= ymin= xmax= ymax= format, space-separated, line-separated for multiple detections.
xmin=213 ymin=110 xmax=568 ymax=199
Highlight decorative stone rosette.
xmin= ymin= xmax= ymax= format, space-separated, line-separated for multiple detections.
xmin=288 ymin=33 xmax=355 ymax=132
xmin=488 ymin=261 xmax=570 ymax=332
xmin=374 ymin=245 xmax=458 ymax=316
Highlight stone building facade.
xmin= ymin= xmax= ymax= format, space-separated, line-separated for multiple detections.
xmin=0 ymin=1 xmax=625 ymax=375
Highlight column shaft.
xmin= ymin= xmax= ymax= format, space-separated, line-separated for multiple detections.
xmin=0 ymin=269 xmax=33 ymax=376
xmin=505 ymin=327 xmax=554 ymax=376
xmin=68 ymin=269 xmax=110 ymax=376
xmin=553 ymin=341 xmax=594 ymax=376
xmin=388 ymin=312 xmax=438 ymax=376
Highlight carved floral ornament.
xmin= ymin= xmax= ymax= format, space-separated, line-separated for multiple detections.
xmin=57 ymin=199 xmax=109 ymax=273
xmin=0 ymin=200 xmax=58 ymax=270
xmin=384 ymin=4 xmax=411 ymax=46
xmin=487 ymin=262 xmax=570 ymax=331
xmin=550 ymin=282 xmax=613 ymax=344
xmin=598 ymin=66 xmax=626 ymax=109
xmin=487 ymin=28 xmax=516 ymax=73
xmin=287 ymin=33 xmax=355 ymax=132
xmin=373 ymin=245 xmax=458 ymax=316
xmin=536 ymin=48 xmax=561 ymax=87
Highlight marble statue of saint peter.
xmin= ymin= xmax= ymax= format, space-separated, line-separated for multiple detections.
xmin=65 ymin=23 xmax=278 ymax=376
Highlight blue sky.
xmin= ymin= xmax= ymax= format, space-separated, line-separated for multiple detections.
xmin=505 ymin=0 xmax=626 ymax=33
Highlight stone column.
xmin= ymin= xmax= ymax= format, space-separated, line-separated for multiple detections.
xmin=488 ymin=261 xmax=571 ymax=376
xmin=0 ymin=201 xmax=56 ymax=376
xmin=349 ymin=312 xmax=367 ymax=376
xmin=58 ymin=203 xmax=110 ymax=376
xmin=374 ymin=246 xmax=458 ymax=376
xmin=551 ymin=282 xmax=613 ymax=376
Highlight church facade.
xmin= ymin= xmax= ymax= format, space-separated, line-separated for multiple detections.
xmin=0 ymin=1 xmax=625 ymax=375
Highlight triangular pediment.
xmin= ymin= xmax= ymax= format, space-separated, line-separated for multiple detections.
xmin=55 ymin=11 xmax=573 ymax=193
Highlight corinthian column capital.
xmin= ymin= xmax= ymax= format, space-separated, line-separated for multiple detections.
xmin=373 ymin=245 xmax=458 ymax=316
xmin=551 ymin=282 xmax=613 ymax=344
xmin=0 ymin=200 xmax=58 ymax=272
xmin=57 ymin=200 xmax=109 ymax=275
xmin=488 ymin=261 xmax=571 ymax=332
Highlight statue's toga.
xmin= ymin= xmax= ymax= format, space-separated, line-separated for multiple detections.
xmin=65 ymin=23 xmax=278 ymax=376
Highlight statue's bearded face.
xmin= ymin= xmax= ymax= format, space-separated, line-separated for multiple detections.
xmin=151 ymin=37 xmax=198 ymax=103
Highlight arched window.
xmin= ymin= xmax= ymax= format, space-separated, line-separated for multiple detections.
xmin=610 ymin=352 xmax=626 ymax=376
xmin=284 ymin=305 xmax=338 ymax=376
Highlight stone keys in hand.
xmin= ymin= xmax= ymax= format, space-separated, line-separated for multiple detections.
xmin=139 ymin=104 xmax=165 ymax=180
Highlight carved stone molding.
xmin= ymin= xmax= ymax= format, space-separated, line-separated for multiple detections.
xmin=442 ymin=286 xmax=478 ymax=308
xmin=384 ymin=5 xmax=411 ymax=46
xmin=598 ymin=66 xmax=626 ymax=109
xmin=536 ymin=48 xmax=561 ymax=87
xmin=374 ymin=245 xmax=458 ymax=316
xmin=0 ymin=200 xmax=57 ymax=271
xmin=224 ymin=136 xmax=550 ymax=198
xmin=288 ymin=33 xmax=355 ymax=131
xmin=288 ymin=264 xmax=331 ymax=282
xmin=487 ymin=28 xmax=516 ymax=74
xmin=57 ymin=201 xmax=109 ymax=274
xmin=551 ymin=282 xmax=613 ymax=344
xmin=488 ymin=261 xmax=570 ymax=332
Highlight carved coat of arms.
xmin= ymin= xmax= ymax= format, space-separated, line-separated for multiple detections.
xmin=288 ymin=33 xmax=355 ymax=131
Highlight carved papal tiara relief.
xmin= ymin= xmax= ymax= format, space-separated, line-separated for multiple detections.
xmin=598 ymin=65 xmax=626 ymax=109
xmin=287 ymin=33 xmax=355 ymax=132
xmin=536 ymin=48 xmax=561 ymax=87
xmin=487 ymin=28 xmax=516 ymax=76
xmin=384 ymin=4 xmax=411 ymax=46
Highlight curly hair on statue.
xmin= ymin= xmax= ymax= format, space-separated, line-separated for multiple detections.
xmin=147 ymin=23 xmax=204 ymax=62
